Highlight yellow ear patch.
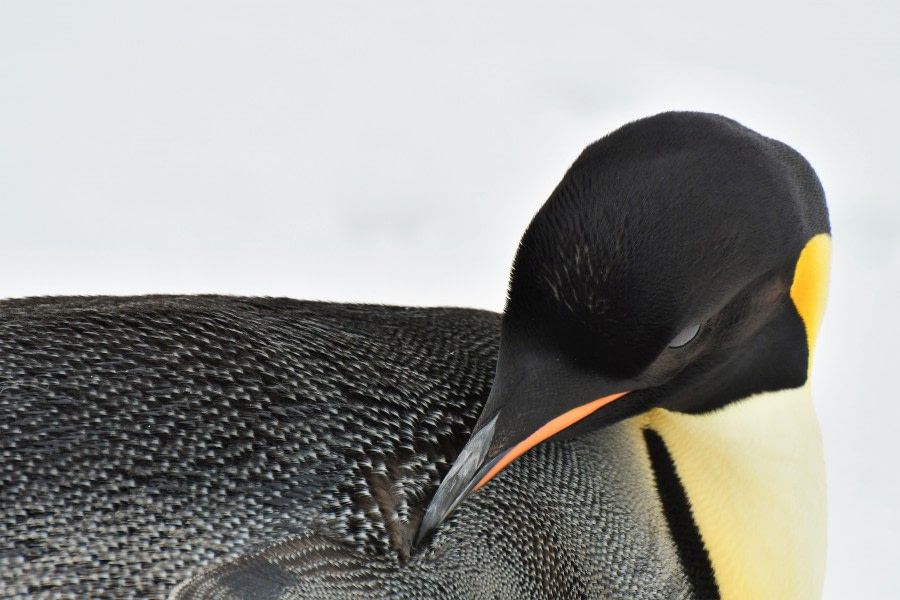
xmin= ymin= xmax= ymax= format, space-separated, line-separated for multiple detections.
xmin=790 ymin=233 xmax=831 ymax=353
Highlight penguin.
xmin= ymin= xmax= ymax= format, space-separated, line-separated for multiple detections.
xmin=0 ymin=112 xmax=829 ymax=600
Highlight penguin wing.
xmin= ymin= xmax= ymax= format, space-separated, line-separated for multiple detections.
xmin=169 ymin=535 xmax=387 ymax=600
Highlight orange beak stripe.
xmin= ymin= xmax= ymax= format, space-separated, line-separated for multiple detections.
xmin=473 ymin=391 xmax=630 ymax=491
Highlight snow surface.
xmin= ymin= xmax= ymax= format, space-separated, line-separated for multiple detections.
xmin=1 ymin=2 xmax=897 ymax=597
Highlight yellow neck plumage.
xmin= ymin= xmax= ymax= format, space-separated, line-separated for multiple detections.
xmin=641 ymin=386 xmax=826 ymax=599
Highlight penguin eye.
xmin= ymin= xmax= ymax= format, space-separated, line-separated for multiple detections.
xmin=668 ymin=324 xmax=702 ymax=349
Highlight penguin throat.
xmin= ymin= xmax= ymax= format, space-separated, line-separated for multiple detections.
xmin=638 ymin=384 xmax=826 ymax=600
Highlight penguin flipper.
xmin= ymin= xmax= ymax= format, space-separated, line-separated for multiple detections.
xmin=170 ymin=535 xmax=388 ymax=600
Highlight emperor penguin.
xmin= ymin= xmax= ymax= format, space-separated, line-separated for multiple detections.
xmin=0 ymin=112 xmax=829 ymax=599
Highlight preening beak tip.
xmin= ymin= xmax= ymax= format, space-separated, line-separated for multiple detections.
xmin=415 ymin=415 xmax=500 ymax=545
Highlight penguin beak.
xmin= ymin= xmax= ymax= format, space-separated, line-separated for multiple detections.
xmin=415 ymin=412 xmax=504 ymax=545
xmin=416 ymin=389 xmax=629 ymax=545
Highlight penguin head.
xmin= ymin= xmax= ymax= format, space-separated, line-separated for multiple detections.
xmin=418 ymin=111 xmax=830 ymax=542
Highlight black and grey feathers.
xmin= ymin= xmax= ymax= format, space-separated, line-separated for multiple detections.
xmin=0 ymin=297 xmax=490 ymax=596
xmin=0 ymin=295 xmax=692 ymax=598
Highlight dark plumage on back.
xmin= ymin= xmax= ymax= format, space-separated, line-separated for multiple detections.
xmin=0 ymin=296 xmax=690 ymax=599
xmin=0 ymin=297 xmax=488 ymax=594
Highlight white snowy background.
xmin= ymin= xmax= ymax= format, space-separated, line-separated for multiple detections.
xmin=1 ymin=2 xmax=897 ymax=597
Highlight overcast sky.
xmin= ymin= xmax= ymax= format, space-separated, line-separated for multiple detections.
xmin=1 ymin=2 xmax=898 ymax=597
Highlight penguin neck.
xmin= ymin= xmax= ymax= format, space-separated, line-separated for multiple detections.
xmin=638 ymin=383 xmax=827 ymax=600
